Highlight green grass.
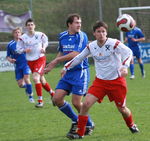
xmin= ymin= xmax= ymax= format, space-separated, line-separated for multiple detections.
xmin=0 ymin=64 xmax=150 ymax=141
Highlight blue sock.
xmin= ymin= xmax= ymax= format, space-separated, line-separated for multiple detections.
xmin=139 ymin=63 xmax=144 ymax=75
xmin=86 ymin=115 xmax=93 ymax=126
xmin=26 ymin=84 xmax=33 ymax=95
xmin=130 ymin=64 xmax=134 ymax=75
xmin=59 ymin=102 xmax=78 ymax=122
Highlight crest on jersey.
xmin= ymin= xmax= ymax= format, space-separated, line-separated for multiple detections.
xmin=105 ymin=45 xmax=110 ymax=51
xmin=35 ymin=35 xmax=38 ymax=39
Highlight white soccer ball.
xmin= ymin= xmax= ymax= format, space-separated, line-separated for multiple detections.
xmin=116 ymin=14 xmax=135 ymax=32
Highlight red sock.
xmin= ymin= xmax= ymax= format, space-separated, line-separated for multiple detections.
xmin=77 ymin=115 xmax=88 ymax=136
xmin=42 ymin=82 xmax=54 ymax=97
xmin=35 ymin=83 xmax=43 ymax=103
xmin=123 ymin=114 xmax=134 ymax=128
xmin=42 ymin=82 xmax=52 ymax=92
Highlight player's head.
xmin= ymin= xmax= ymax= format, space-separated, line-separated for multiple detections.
xmin=93 ymin=21 xmax=108 ymax=32
xmin=12 ymin=27 xmax=22 ymax=40
xmin=93 ymin=21 xmax=108 ymax=41
xmin=25 ymin=18 xmax=35 ymax=33
xmin=66 ymin=13 xmax=81 ymax=34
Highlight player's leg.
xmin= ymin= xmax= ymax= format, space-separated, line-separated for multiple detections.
xmin=39 ymin=56 xmax=54 ymax=96
xmin=117 ymin=106 xmax=139 ymax=133
xmin=71 ymin=94 xmax=82 ymax=113
xmin=137 ymin=58 xmax=145 ymax=78
xmin=24 ymin=74 xmax=34 ymax=103
xmin=23 ymin=65 xmax=34 ymax=103
xmin=113 ymin=80 xmax=139 ymax=133
xmin=17 ymin=79 xmax=25 ymax=88
xmin=71 ymin=94 xmax=94 ymax=136
xmin=32 ymin=72 xmax=43 ymax=107
xmin=40 ymin=75 xmax=55 ymax=97
xmin=129 ymin=57 xmax=135 ymax=79
xmin=135 ymin=49 xmax=145 ymax=78
xmin=66 ymin=94 xmax=83 ymax=137
xmin=68 ymin=94 xmax=98 ymax=139
xmin=28 ymin=57 xmax=47 ymax=107
xmin=15 ymin=68 xmax=26 ymax=88
xmin=53 ymin=88 xmax=78 ymax=122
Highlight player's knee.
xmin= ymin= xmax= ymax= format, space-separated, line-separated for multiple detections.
xmin=82 ymin=101 xmax=90 ymax=111
xmin=52 ymin=96 xmax=63 ymax=107
xmin=33 ymin=76 xmax=39 ymax=83
xmin=72 ymin=101 xmax=81 ymax=112
xmin=18 ymin=84 xmax=23 ymax=88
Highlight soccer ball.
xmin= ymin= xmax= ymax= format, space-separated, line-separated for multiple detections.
xmin=116 ymin=14 xmax=135 ymax=32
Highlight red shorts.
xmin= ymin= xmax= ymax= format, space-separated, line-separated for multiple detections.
xmin=88 ymin=77 xmax=127 ymax=107
xmin=27 ymin=56 xmax=46 ymax=75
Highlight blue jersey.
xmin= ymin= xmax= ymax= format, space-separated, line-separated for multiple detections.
xmin=125 ymin=27 xmax=144 ymax=48
xmin=56 ymin=31 xmax=89 ymax=95
xmin=6 ymin=40 xmax=27 ymax=69
xmin=125 ymin=27 xmax=144 ymax=58
xmin=58 ymin=31 xmax=89 ymax=71
xmin=7 ymin=40 xmax=30 ymax=80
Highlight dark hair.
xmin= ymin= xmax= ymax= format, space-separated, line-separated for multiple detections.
xmin=25 ymin=18 xmax=34 ymax=26
xmin=66 ymin=13 xmax=81 ymax=27
xmin=93 ymin=21 xmax=108 ymax=32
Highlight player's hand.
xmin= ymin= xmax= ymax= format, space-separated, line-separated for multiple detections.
xmin=131 ymin=38 xmax=137 ymax=42
xmin=60 ymin=68 xmax=66 ymax=77
xmin=119 ymin=67 xmax=128 ymax=77
xmin=10 ymin=59 xmax=16 ymax=63
xmin=44 ymin=67 xmax=50 ymax=74
xmin=44 ymin=60 xmax=58 ymax=74
xmin=24 ymin=48 xmax=31 ymax=53
xmin=41 ymin=48 xmax=46 ymax=53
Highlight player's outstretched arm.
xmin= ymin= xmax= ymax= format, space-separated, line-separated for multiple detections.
xmin=64 ymin=47 xmax=90 ymax=71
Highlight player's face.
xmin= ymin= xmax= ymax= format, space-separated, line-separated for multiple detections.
xmin=69 ymin=17 xmax=81 ymax=34
xmin=93 ymin=26 xmax=107 ymax=42
xmin=26 ymin=22 xmax=35 ymax=33
xmin=13 ymin=29 xmax=22 ymax=40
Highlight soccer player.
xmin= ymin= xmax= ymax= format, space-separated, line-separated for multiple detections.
xmin=16 ymin=19 xmax=54 ymax=108
xmin=44 ymin=13 xmax=94 ymax=137
xmin=6 ymin=27 xmax=34 ymax=103
xmin=63 ymin=21 xmax=139 ymax=139
xmin=125 ymin=20 xmax=145 ymax=79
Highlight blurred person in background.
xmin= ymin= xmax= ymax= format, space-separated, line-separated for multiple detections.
xmin=6 ymin=27 xmax=34 ymax=103
xmin=16 ymin=19 xmax=54 ymax=108
xmin=125 ymin=20 xmax=145 ymax=79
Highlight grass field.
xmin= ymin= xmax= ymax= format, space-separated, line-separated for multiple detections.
xmin=0 ymin=64 xmax=149 ymax=141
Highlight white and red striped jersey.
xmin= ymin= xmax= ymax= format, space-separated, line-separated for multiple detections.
xmin=16 ymin=31 xmax=48 ymax=61
xmin=64 ymin=38 xmax=132 ymax=80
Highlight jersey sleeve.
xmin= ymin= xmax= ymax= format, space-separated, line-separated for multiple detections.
xmin=114 ymin=40 xmax=132 ymax=68
xmin=64 ymin=46 xmax=90 ymax=70
xmin=41 ymin=33 xmax=48 ymax=48
xmin=137 ymin=28 xmax=144 ymax=38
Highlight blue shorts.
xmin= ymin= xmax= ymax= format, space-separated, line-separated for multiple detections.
xmin=130 ymin=46 xmax=141 ymax=59
xmin=15 ymin=65 xmax=31 ymax=81
xmin=56 ymin=68 xmax=90 ymax=96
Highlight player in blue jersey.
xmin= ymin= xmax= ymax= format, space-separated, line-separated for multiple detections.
xmin=44 ymin=13 xmax=94 ymax=137
xmin=125 ymin=21 xmax=145 ymax=79
xmin=6 ymin=27 xmax=34 ymax=103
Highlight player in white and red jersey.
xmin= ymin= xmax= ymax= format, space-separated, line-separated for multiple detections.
xmin=64 ymin=21 xmax=139 ymax=139
xmin=16 ymin=19 xmax=54 ymax=108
